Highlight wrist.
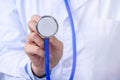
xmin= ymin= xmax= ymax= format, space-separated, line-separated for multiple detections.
xmin=31 ymin=63 xmax=45 ymax=77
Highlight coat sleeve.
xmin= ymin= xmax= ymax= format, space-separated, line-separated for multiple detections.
xmin=0 ymin=1 xmax=45 ymax=80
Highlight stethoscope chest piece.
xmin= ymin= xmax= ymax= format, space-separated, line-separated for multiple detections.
xmin=36 ymin=16 xmax=58 ymax=38
xmin=36 ymin=16 xmax=58 ymax=80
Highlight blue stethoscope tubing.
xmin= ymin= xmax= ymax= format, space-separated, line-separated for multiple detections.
xmin=64 ymin=0 xmax=77 ymax=80
xmin=44 ymin=0 xmax=77 ymax=80
xmin=44 ymin=38 xmax=50 ymax=80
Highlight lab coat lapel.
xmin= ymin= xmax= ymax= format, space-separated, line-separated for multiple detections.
xmin=61 ymin=0 xmax=89 ymax=21
xmin=16 ymin=0 xmax=28 ymax=35
xmin=70 ymin=0 xmax=89 ymax=12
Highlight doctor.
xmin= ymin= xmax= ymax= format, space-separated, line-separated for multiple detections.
xmin=0 ymin=0 xmax=120 ymax=80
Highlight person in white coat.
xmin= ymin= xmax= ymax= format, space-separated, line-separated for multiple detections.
xmin=0 ymin=0 xmax=120 ymax=80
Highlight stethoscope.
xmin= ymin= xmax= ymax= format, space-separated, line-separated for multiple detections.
xmin=36 ymin=0 xmax=77 ymax=80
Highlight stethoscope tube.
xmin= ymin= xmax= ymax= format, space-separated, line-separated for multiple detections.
xmin=44 ymin=38 xmax=50 ymax=80
xmin=64 ymin=0 xmax=77 ymax=80
xmin=36 ymin=16 xmax=58 ymax=80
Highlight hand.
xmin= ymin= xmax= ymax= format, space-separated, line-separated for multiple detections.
xmin=24 ymin=15 xmax=63 ymax=77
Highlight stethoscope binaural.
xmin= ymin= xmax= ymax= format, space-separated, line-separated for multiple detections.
xmin=36 ymin=0 xmax=77 ymax=80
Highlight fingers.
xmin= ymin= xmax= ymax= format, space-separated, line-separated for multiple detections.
xmin=31 ymin=15 xmax=41 ymax=23
xmin=28 ymin=15 xmax=41 ymax=33
xmin=25 ymin=42 xmax=44 ymax=57
xmin=49 ymin=37 xmax=63 ymax=67
xmin=26 ymin=32 xmax=44 ymax=48
xmin=28 ymin=20 xmax=37 ymax=33
xmin=50 ymin=36 xmax=63 ymax=49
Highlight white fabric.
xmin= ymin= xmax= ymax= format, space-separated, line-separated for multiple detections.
xmin=0 ymin=0 xmax=120 ymax=80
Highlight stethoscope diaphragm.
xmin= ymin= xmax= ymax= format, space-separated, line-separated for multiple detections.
xmin=36 ymin=16 xmax=58 ymax=38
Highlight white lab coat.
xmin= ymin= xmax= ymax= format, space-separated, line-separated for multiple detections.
xmin=0 ymin=0 xmax=120 ymax=80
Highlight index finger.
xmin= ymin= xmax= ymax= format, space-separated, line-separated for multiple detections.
xmin=28 ymin=15 xmax=41 ymax=33
xmin=31 ymin=15 xmax=41 ymax=23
